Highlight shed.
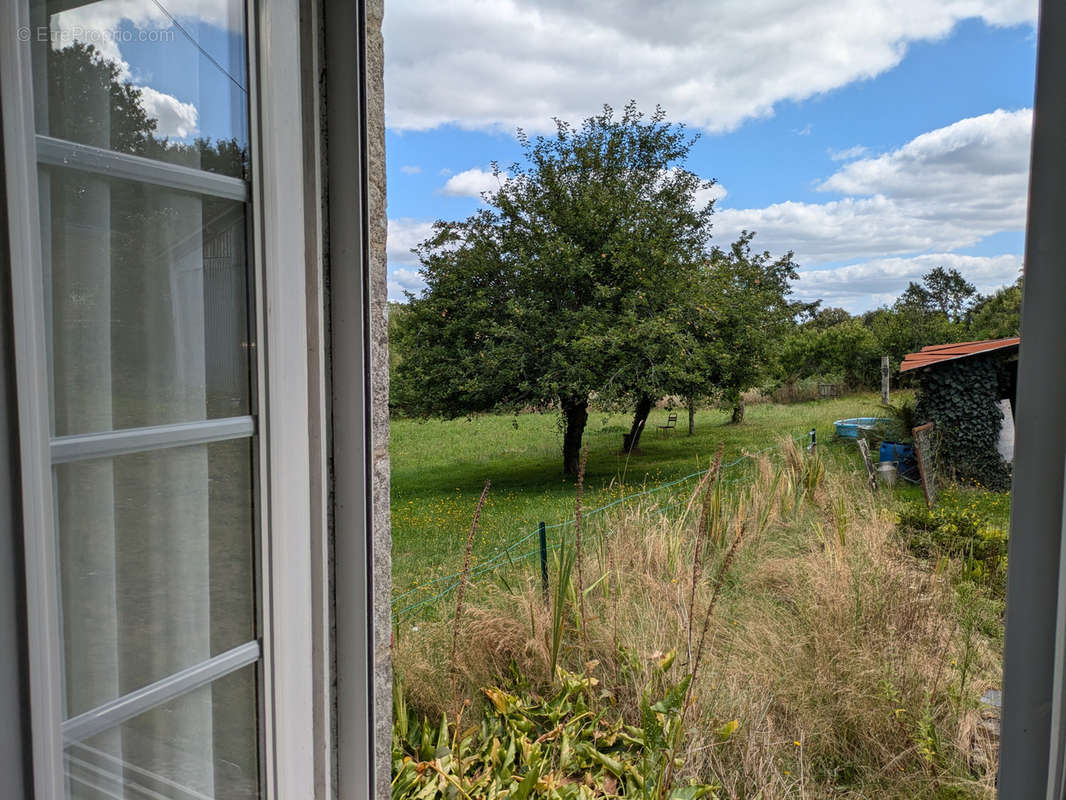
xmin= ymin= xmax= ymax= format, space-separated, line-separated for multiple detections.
xmin=901 ymin=337 xmax=1019 ymax=490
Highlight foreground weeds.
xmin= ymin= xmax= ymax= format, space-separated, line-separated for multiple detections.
xmin=394 ymin=439 xmax=1001 ymax=799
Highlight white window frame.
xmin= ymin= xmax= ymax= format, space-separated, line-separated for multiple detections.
xmin=319 ymin=0 xmax=379 ymax=795
xmin=250 ymin=0 xmax=328 ymax=795
xmin=1000 ymin=2 xmax=1066 ymax=798
xmin=0 ymin=3 xmax=65 ymax=795
xmin=0 ymin=0 xmax=367 ymax=795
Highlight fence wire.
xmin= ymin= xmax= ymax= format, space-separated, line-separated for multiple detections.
xmin=392 ymin=433 xmax=812 ymax=622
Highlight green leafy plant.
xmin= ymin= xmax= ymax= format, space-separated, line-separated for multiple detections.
xmin=898 ymin=501 xmax=1008 ymax=592
xmin=871 ymin=397 xmax=920 ymax=444
xmin=392 ymin=667 xmax=718 ymax=799
xmin=637 ymin=651 xmax=705 ymax=799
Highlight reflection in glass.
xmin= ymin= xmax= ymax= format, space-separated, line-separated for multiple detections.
xmin=55 ymin=439 xmax=256 ymax=717
xmin=33 ymin=0 xmax=249 ymax=178
xmin=66 ymin=665 xmax=260 ymax=800
xmin=45 ymin=167 xmax=250 ymax=436
xmin=29 ymin=3 xmax=260 ymax=795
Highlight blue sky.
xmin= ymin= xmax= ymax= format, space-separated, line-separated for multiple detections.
xmin=51 ymin=1 xmax=247 ymax=148
xmin=383 ymin=2 xmax=1038 ymax=312
xmin=52 ymin=1 xmax=1038 ymax=314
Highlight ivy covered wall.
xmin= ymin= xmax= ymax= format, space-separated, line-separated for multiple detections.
xmin=915 ymin=355 xmax=1014 ymax=491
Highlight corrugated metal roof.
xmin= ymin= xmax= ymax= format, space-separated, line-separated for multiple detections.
xmin=899 ymin=337 xmax=1020 ymax=372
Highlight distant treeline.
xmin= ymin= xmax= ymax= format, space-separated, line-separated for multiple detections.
xmin=771 ymin=267 xmax=1021 ymax=393
xmin=390 ymin=266 xmax=1022 ymax=404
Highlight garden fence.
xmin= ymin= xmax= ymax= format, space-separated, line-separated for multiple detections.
xmin=392 ymin=431 xmax=814 ymax=623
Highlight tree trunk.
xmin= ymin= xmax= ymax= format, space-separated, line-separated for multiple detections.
xmin=731 ymin=400 xmax=745 ymax=425
xmin=561 ymin=395 xmax=589 ymax=475
xmin=687 ymin=396 xmax=696 ymax=435
xmin=622 ymin=394 xmax=654 ymax=453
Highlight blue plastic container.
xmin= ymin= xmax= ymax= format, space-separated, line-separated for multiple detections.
xmin=879 ymin=441 xmax=919 ymax=480
xmin=879 ymin=441 xmax=914 ymax=464
xmin=833 ymin=417 xmax=892 ymax=439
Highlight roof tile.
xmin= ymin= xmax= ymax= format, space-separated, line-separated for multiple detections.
xmin=900 ymin=337 xmax=1019 ymax=372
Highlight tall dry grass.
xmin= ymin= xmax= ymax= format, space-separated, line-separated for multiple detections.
xmin=395 ymin=439 xmax=1001 ymax=798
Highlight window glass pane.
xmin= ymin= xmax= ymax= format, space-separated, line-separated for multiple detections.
xmin=65 ymin=665 xmax=260 ymax=800
xmin=43 ymin=166 xmax=251 ymax=436
xmin=55 ymin=439 xmax=256 ymax=717
xmin=27 ymin=0 xmax=261 ymax=791
xmin=31 ymin=0 xmax=249 ymax=179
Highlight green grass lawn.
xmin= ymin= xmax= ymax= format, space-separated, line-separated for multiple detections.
xmin=390 ymin=394 xmax=900 ymax=609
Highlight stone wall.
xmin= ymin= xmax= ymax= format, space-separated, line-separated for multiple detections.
xmin=366 ymin=0 xmax=392 ymax=796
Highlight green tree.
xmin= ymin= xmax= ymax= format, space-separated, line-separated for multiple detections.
xmin=48 ymin=41 xmax=157 ymax=153
xmin=393 ymin=103 xmax=716 ymax=473
xmin=859 ymin=270 xmax=967 ymax=365
xmin=922 ymin=266 xmax=977 ymax=323
xmin=967 ymin=277 xmax=1023 ymax=340
xmin=863 ymin=304 xmax=960 ymax=374
xmin=700 ymin=232 xmax=799 ymax=424
xmin=777 ymin=318 xmax=879 ymax=389
xmin=387 ymin=301 xmax=410 ymax=397
xmin=807 ymin=305 xmax=853 ymax=330
xmin=47 ymin=40 xmax=247 ymax=178
xmin=616 ymin=232 xmax=797 ymax=441
xmin=894 ymin=280 xmax=933 ymax=314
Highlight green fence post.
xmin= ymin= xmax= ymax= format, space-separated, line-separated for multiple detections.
xmin=539 ymin=522 xmax=549 ymax=606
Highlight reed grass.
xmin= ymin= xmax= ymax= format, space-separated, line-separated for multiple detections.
xmin=397 ymin=439 xmax=1001 ymax=798
xmin=447 ymin=478 xmax=490 ymax=775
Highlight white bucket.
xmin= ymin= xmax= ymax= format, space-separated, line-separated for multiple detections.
xmin=877 ymin=461 xmax=898 ymax=487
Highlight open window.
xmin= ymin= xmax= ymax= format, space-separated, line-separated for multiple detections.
xmin=0 ymin=0 xmax=383 ymax=797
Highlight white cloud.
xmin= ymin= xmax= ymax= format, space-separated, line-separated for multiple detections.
xmin=400 ymin=164 xmax=422 ymax=174
xmin=829 ymin=145 xmax=868 ymax=161
xmin=387 ymin=218 xmax=437 ymax=301
xmin=388 ymin=267 xmax=428 ymax=301
xmin=137 ymin=86 xmax=199 ymax=138
xmin=818 ymin=108 xmax=1031 ymax=200
xmin=694 ymin=182 xmax=727 ymax=208
xmin=793 ymin=254 xmax=1022 ymax=313
xmin=54 ymin=0 xmax=240 ymax=39
xmin=716 ymin=195 xmax=983 ymax=263
xmin=384 ymin=0 xmax=1036 ymax=134
xmin=388 ymin=218 xmax=437 ymax=264
xmin=51 ymin=1 xmax=243 ymax=85
xmin=714 ymin=109 xmax=1032 ymax=265
xmin=388 ymin=109 xmax=1032 ymax=310
xmin=441 ymin=167 xmax=509 ymax=199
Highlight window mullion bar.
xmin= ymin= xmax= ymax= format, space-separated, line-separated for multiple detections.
xmin=0 ymin=1 xmax=66 ymax=796
xmin=62 ymin=640 xmax=261 ymax=745
xmin=50 ymin=416 xmax=256 ymax=464
xmin=36 ymin=134 xmax=249 ymax=202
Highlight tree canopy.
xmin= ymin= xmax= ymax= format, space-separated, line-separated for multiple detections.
xmin=48 ymin=41 xmax=248 ymax=179
xmin=681 ymin=232 xmax=798 ymax=424
xmin=773 ymin=266 xmax=1019 ymax=392
xmin=967 ymin=277 xmax=1023 ymax=340
xmin=392 ymin=99 xmax=1020 ymax=472
xmin=393 ymin=103 xmax=718 ymax=473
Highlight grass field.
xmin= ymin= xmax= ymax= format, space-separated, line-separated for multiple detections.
xmin=393 ymin=414 xmax=1010 ymax=798
xmin=391 ymin=394 xmax=900 ymax=610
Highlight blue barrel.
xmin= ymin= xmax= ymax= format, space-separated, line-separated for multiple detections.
xmin=880 ymin=441 xmax=918 ymax=479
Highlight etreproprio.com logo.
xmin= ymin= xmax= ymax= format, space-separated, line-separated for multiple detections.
xmin=17 ymin=26 xmax=176 ymax=44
